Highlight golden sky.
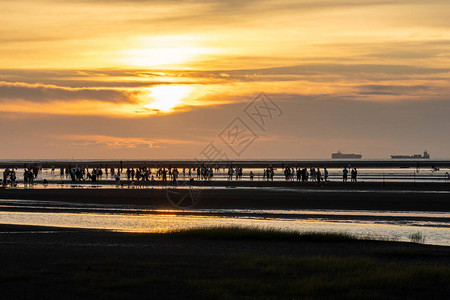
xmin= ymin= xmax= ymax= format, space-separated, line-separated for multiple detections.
xmin=1 ymin=0 xmax=449 ymax=159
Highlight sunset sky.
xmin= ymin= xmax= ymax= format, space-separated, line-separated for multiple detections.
xmin=1 ymin=0 xmax=449 ymax=159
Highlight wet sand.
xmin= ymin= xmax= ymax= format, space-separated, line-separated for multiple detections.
xmin=6 ymin=179 xmax=450 ymax=190
xmin=1 ymin=182 xmax=450 ymax=211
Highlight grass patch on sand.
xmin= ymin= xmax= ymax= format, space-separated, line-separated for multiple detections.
xmin=409 ymin=231 xmax=426 ymax=244
xmin=166 ymin=226 xmax=359 ymax=242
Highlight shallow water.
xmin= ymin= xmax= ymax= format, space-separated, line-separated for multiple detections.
xmin=0 ymin=199 xmax=448 ymax=246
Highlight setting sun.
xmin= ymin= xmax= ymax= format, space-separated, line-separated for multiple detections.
xmin=145 ymin=85 xmax=192 ymax=112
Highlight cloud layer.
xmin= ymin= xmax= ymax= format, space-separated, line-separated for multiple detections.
xmin=0 ymin=0 xmax=449 ymax=158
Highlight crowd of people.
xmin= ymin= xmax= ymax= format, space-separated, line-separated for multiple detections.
xmin=4 ymin=163 xmax=450 ymax=188
xmin=1 ymin=165 xmax=364 ymax=187
xmin=282 ymin=167 xmax=330 ymax=183
xmin=2 ymin=167 xmax=41 ymax=187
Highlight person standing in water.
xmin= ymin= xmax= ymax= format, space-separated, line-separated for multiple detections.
xmin=114 ymin=172 xmax=120 ymax=185
xmin=343 ymin=167 xmax=348 ymax=182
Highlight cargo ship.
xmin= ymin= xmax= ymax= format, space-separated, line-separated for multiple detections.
xmin=391 ymin=151 xmax=430 ymax=159
xmin=331 ymin=151 xmax=362 ymax=159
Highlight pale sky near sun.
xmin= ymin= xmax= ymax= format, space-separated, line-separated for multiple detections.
xmin=1 ymin=0 xmax=449 ymax=159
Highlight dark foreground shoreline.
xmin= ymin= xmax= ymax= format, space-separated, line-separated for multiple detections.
xmin=1 ymin=183 xmax=449 ymax=298
xmin=1 ymin=182 xmax=450 ymax=211
xmin=0 ymin=224 xmax=448 ymax=299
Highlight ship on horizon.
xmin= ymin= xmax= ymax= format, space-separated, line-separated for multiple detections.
xmin=331 ymin=151 xmax=362 ymax=159
xmin=391 ymin=151 xmax=430 ymax=159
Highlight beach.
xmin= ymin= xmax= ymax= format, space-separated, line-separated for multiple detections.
xmin=4 ymin=0 xmax=450 ymax=297
xmin=1 ymin=182 xmax=449 ymax=299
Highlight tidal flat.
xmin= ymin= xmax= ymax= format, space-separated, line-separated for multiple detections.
xmin=0 ymin=225 xmax=449 ymax=299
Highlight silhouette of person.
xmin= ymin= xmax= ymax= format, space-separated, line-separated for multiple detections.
xmin=343 ymin=167 xmax=348 ymax=182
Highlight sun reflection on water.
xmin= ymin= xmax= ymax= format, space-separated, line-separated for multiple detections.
xmin=0 ymin=210 xmax=448 ymax=246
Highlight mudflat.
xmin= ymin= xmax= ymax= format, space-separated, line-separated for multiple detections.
xmin=1 ymin=182 xmax=449 ymax=211
xmin=0 ymin=224 xmax=449 ymax=299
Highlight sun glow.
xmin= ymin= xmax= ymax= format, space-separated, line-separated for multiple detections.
xmin=145 ymin=85 xmax=192 ymax=112
xmin=116 ymin=34 xmax=221 ymax=68
xmin=120 ymin=48 xmax=198 ymax=67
